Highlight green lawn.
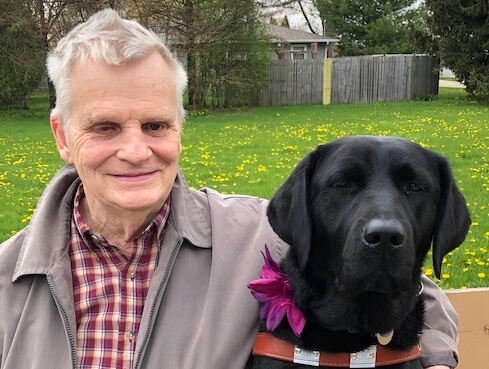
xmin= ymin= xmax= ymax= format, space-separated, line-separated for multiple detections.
xmin=1 ymin=88 xmax=488 ymax=289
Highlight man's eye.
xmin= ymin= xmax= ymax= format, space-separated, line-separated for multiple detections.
xmin=145 ymin=123 xmax=166 ymax=131
xmin=94 ymin=125 xmax=116 ymax=133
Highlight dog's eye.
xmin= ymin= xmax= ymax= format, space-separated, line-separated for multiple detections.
xmin=407 ymin=183 xmax=422 ymax=192
xmin=335 ymin=181 xmax=352 ymax=188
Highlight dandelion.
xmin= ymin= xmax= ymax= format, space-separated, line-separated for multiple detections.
xmin=478 ymin=273 xmax=486 ymax=279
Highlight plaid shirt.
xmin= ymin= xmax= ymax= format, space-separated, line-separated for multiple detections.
xmin=69 ymin=184 xmax=169 ymax=369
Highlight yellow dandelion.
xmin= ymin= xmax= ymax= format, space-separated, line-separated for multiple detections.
xmin=477 ymin=273 xmax=486 ymax=279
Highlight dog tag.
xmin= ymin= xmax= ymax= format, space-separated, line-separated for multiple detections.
xmin=375 ymin=330 xmax=394 ymax=345
xmin=349 ymin=345 xmax=376 ymax=368
xmin=293 ymin=346 xmax=320 ymax=366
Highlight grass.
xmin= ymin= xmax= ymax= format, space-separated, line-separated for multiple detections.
xmin=1 ymin=88 xmax=488 ymax=289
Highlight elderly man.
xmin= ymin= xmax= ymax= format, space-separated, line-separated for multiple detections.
xmin=0 ymin=9 xmax=457 ymax=369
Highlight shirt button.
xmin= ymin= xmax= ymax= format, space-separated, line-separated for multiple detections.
xmin=129 ymin=268 xmax=137 ymax=280
xmin=126 ymin=331 xmax=136 ymax=341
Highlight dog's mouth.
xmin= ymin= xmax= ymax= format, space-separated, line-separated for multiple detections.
xmin=308 ymin=285 xmax=410 ymax=335
xmin=336 ymin=269 xmax=409 ymax=297
xmin=361 ymin=275 xmax=401 ymax=295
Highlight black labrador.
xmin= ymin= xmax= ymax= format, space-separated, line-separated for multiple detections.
xmin=251 ymin=136 xmax=470 ymax=369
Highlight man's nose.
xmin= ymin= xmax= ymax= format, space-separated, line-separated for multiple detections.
xmin=116 ymin=129 xmax=152 ymax=163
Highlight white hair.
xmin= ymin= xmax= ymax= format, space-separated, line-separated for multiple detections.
xmin=47 ymin=8 xmax=187 ymax=126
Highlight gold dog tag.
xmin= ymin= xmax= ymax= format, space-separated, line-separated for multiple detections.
xmin=375 ymin=330 xmax=394 ymax=345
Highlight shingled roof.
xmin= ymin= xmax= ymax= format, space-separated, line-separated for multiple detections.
xmin=265 ymin=24 xmax=339 ymax=44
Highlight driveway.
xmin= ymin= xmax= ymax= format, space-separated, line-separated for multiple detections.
xmin=439 ymin=79 xmax=465 ymax=88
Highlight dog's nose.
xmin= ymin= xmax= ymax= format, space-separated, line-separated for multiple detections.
xmin=362 ymin=219 xmax=405 ymax=248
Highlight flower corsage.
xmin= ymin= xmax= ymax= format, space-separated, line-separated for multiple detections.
xmin=247 ymin=245 xmax=306 ymax=336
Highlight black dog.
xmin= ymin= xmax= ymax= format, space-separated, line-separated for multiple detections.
xmin=250 ymin=136 xmax=470 ymax=369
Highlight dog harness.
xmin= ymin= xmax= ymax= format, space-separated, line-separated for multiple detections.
xmin=252 ymin=332 xmax=421 ymax=368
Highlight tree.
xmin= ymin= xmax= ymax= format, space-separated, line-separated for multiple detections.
xmin=149 ymin=0 xmax=270 ymax=109
xmin=425 ymin=0 xmax=489 ymax=101
xmin=315 ymin=0 xmax=422 ymax=56
xmin=0 ymin=0 xmax=45 ymax=108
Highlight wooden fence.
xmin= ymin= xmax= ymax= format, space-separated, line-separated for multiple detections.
xmin=260 ymin=59 xmax=324 ymax=106
xmin=260 ymin=55 xmax=439 ymax=106
xmin=330 ymin=55 xmax=439 ymax=104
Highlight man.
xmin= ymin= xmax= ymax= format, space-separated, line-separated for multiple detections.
xmin=0 ymin=9 xmax=457 ymax=369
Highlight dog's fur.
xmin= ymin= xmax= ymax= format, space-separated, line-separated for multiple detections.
xmin=252 ymin=136 xmax=471 ymax=369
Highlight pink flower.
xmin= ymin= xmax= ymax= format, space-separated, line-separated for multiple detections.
xmin=247 ymin=245 xmax=306 ymax=336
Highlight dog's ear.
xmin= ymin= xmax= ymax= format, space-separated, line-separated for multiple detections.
xmin=267 ymin=149 xmax=319 ymax=271
xmin=432 ymin=156 xmax=471 ymax=279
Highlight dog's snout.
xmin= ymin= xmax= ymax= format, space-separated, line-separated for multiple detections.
xmin=362 ymin=219 xmax=405 ymax=248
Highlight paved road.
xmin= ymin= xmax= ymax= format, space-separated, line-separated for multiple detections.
xmin=439 ymin=79 xmax=465 ymax=88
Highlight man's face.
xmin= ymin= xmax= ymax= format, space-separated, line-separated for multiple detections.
xmin=51 ymin=51 xmax=182 ymax=217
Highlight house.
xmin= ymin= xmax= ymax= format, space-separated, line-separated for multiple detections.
xmin=265 ymin=24 xmax=339 ymax=60
xmin=164 ymin=23 xmax=339 ymax=68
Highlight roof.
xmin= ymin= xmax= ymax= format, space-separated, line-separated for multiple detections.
xmin=265 ymin=24 xmax=339 ymax=44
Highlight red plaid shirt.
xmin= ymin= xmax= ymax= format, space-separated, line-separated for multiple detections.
xmin=69 ymin=184 xmax=169 ymax=369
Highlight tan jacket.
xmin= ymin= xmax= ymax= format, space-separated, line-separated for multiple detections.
xmin=0 ymin=165 xmax=458 ymax=369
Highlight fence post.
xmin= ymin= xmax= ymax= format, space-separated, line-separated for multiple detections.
xmin=323 ymin=58 xmax=332 ymax=105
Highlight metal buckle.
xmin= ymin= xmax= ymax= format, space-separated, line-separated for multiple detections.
xmin=293 ymin=346 xmax=320 ymax=366
xmin=350 ymin=345 xmax=377 ymax=368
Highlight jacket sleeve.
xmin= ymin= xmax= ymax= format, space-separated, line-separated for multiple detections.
xmin=419 ymin=274 xmax=458 ymax=368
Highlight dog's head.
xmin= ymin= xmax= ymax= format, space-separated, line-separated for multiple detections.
xmin=268 ymin=135 xmax=470 ymax=303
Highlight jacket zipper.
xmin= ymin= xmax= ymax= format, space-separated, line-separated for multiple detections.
xmin=47 ymin=275 xmax=77 ymax=369
xmin=134 ymin=237 xmax=183 ymax=369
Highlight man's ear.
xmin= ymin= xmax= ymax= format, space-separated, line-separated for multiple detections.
xmin=50 ymin=115 xmax=72 ymax=163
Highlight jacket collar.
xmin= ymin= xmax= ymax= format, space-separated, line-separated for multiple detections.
xmin=13 ymin=165 xmax=212 ymax=281
xmin=168 ymin=168 xmax=212 ymax=249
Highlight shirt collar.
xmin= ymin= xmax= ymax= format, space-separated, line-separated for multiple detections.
xmin=72 ymin=183 xmax=170 ymax=249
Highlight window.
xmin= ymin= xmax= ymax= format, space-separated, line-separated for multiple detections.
xmin=291 ymin=45 xmax=306 ymax=60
